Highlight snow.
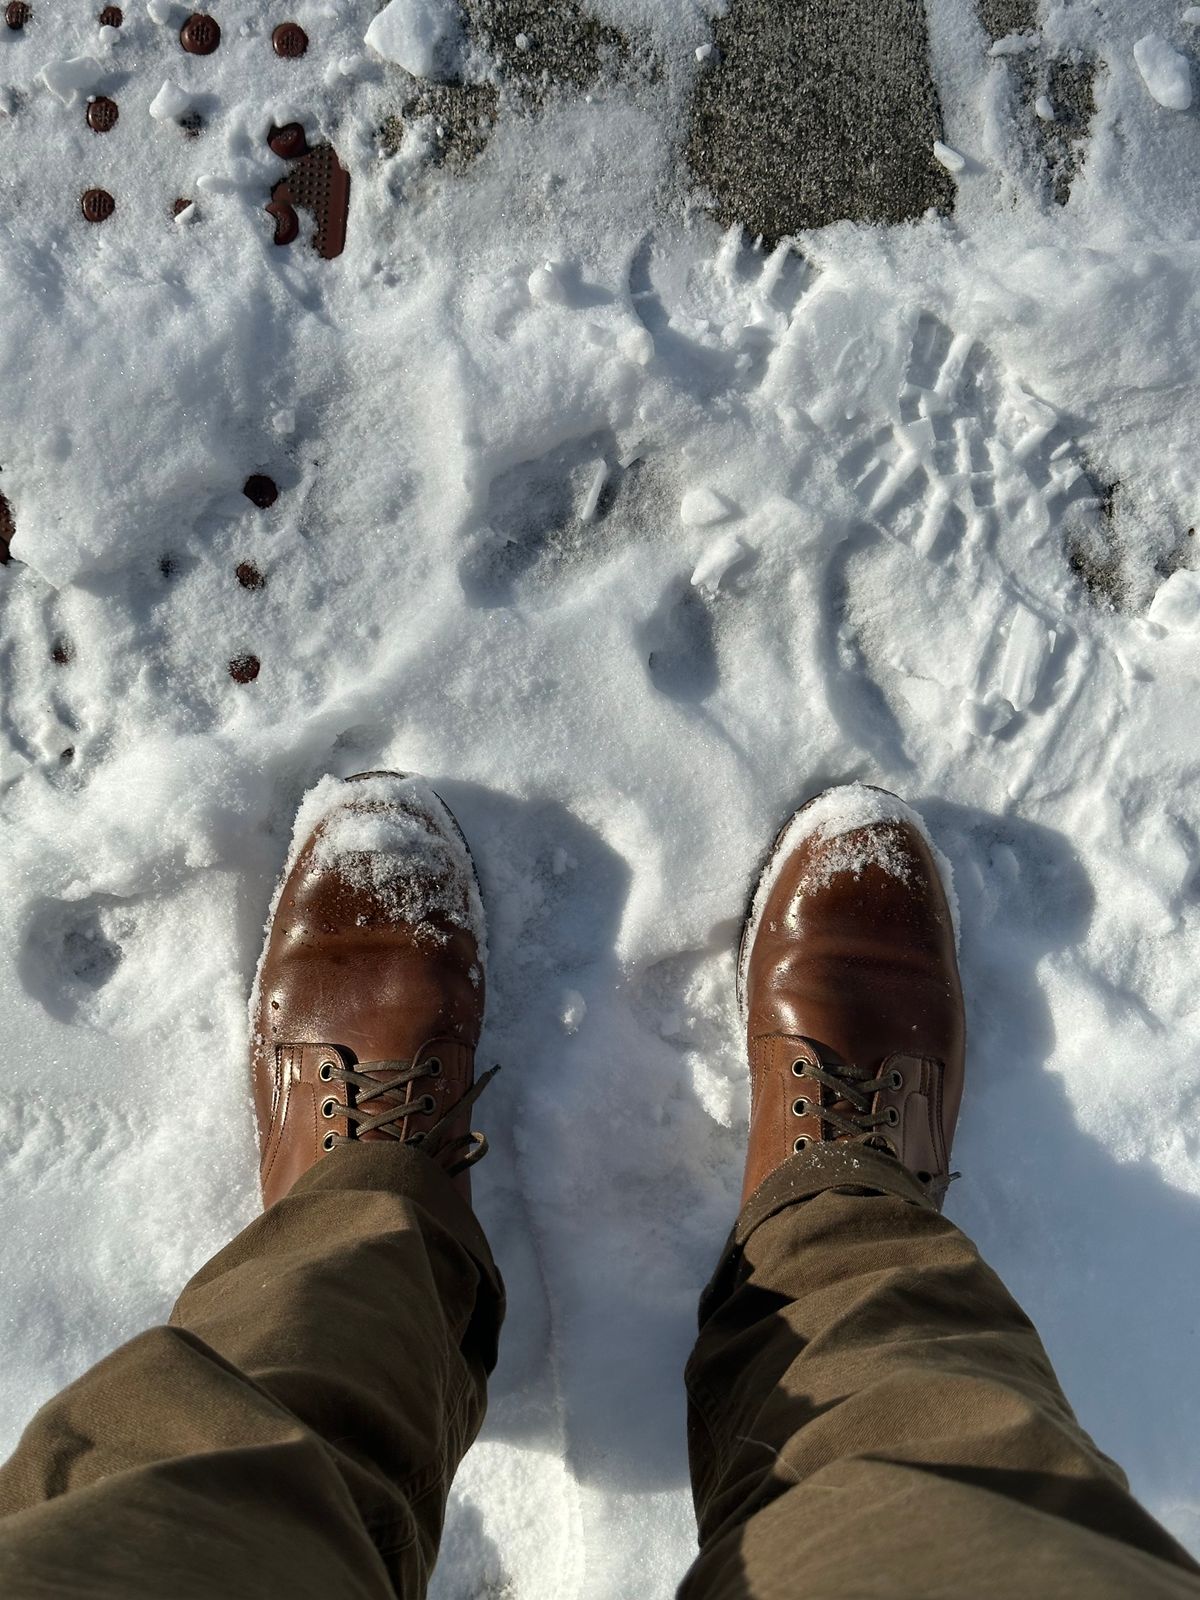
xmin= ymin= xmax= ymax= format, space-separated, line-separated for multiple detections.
xmin=1035 ymin=94 xmax=1056 ymax=121
xmin=1134 ymin=33 xmax=1194 ymax=111
xmin=364 ymin=0 xmax=463 ymax=82
xmin=3 ymin=0 xmax=1200 ymax=1590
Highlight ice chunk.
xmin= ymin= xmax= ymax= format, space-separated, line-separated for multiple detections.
xmin=172 ymin=200 xmax=196 ymax=225
xmin=1134 ymin=34 xmax=1193 ymax=111
xmin=580 ymin=461 xmax=608 ymax=524
xmin=1035 ymin=94 xmax=1055 ymax=120
xmin=1137 ymin=812 xmax=1195 ymax=905
xmin=989 ymin=32 xmax=1039 ymax=56
xmin=40 ymin=57 xmax=104 ymax=106
xmin=690 ymin=531 xmax=751 ymax=596
xmin=619 ymin=325 xmax=653 ymax=365
xmin=695 ymin=42 xmax=715 ymax=62
xmin=364 ymin=0 xmax=463 ymax=81
xmin=998 ymin=603 xmax=1051 ymax=711
xmin=561 ymin=990 xmax=586 ymax=1034
xmin=515 ymin=31 xmax=530 ymax=51
xmin=528 ymin=260 xmax=570 ymax=305
xmin=148 ymin=79 xmax=192 ymax=122
xmin=961 ymin=692 xmax=1017 ymax=737
xmin=146 ymin=0 xmax=176 ymax=22
xmin=1186 ymin=6 xmax=1200 ymax=22
xmin=680 ymin=486 xmax=734 ymax=527
xmin=933 ymin=140 xmax=966 ymax=173
xmin=1148 ymin=568 xmax=1200 ymax=631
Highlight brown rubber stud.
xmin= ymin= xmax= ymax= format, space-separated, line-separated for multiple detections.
xmin=229 ymin=653 xmax=261 ymax=684
xmin=269 ymin=144 xmax=351 ymax=259
xmin=180 ymin=12 xmax=219 ymax=54
xmin=0 ymin=491 xmax=13 ymax=565
xmin=272 ymin=21 xmax=308 ymax=57
xmin=243 ymin=474 xmax=278 ymax=508
xmin=268 ymin=122 xmax=308 ymax=159
xmin=172 ymin=196 xmax=193 ymax=216
xmin=98 ymin=5 xmax=122 ymax=24
xmin=81 ymin=188 xmax=115 ymax=223
xmin=236 ymin=561 xmax=266 ymax=589
xmin=51 ymin=639 xmax=72 ymax=665
xmin=87 ymin=96 xmax=119 ymax=133
xmin=4 ymin=2 xmax=30 ymax=29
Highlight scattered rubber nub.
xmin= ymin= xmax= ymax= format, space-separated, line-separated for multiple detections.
xmin=180 ymin=12 xmax=219 ymax=53
xmin=229 ymin=654 xmax=261 ymax=684
xmin=87 ymin=96 xmax=119 ymax=133
xmin=81 ymin=188 xmax=115 ymax=222
xmin=272 ymin=21 xmax=308 ymax=57
xmin=243 ymin=474 xmax=279 ymax=509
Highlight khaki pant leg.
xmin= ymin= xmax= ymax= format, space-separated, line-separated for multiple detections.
xmin=681 ymin=1146 xmax=1200 ymax=1600
xmin=0 ymin=1144 xmax=504 ymax=1600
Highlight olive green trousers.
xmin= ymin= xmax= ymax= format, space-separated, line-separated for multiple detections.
xmin=1 ymin=1142 xmax=1197 ymax=1599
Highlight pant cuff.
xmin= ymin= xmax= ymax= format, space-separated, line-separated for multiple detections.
xmin=736 ymin=1144 xmax=936 ymax=1249
xmin=283 ymin=1142 xmax=501 ymax=1297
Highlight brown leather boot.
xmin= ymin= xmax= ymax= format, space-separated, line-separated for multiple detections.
xmin=252 ymin=771 xmax=496 ymax=1208
xmin=738 ymin=783 xmax=965 ymax=1209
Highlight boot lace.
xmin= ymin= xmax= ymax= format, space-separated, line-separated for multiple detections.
xmin=790 ymin=1058 xmax=901 ymax=1150
xmin=323 ymin=1058 xmax=500 ymax=1177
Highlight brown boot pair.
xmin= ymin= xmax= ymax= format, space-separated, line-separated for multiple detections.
xmin=253 ymin=774 xmax=964 ymax=1210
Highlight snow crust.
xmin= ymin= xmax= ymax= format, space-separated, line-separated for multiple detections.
xmin=4 ymin=0 xmax=1200 ymax=1589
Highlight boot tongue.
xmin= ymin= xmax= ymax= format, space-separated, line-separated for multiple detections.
xmin=811 ymin=1053 xmax=872 ymax=1142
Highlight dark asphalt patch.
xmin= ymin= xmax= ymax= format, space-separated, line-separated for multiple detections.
xmin=688 ymin=0 xmax=955 ymax=245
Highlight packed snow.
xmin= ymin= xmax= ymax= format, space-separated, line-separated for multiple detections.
xmin=3 ymin=0 xmax=1200 ymax=1592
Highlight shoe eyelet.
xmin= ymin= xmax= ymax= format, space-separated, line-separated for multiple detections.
xmin=322 ymin=1132 xmax=337 ymax=1151
xmin=321 ymin=1097 xmax=338 ymax=1119
xmin=885 ymin=1105 xmax=901 ymax=1127
xmin=791 ymin=1059 xmax=806 ymax=1076
xmin=318 ymin=1059 xmax=336 ymax=1081
xmin=793 ymin=1136 xmax=809 ymax=1153
xmin=419 ymin=1095 xmax=436 ymax=1115
xmin=424 ymin=1056 xmax=441 ymax=1074
xmin=917 ymin=1169 xmax=932 ymax=1185
xmin=792 ymin=1098 xmax=808 ymax=1117
xmin=888 ymin=1068 xmax=904 ymax=1090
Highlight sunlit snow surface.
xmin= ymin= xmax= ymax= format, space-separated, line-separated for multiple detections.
xmin=4 ymin=0 xmax=1200 ymax=1589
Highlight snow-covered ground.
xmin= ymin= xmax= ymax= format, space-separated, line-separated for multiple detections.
xmin=3 ymin=0 xmax=1200 ymax=1591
